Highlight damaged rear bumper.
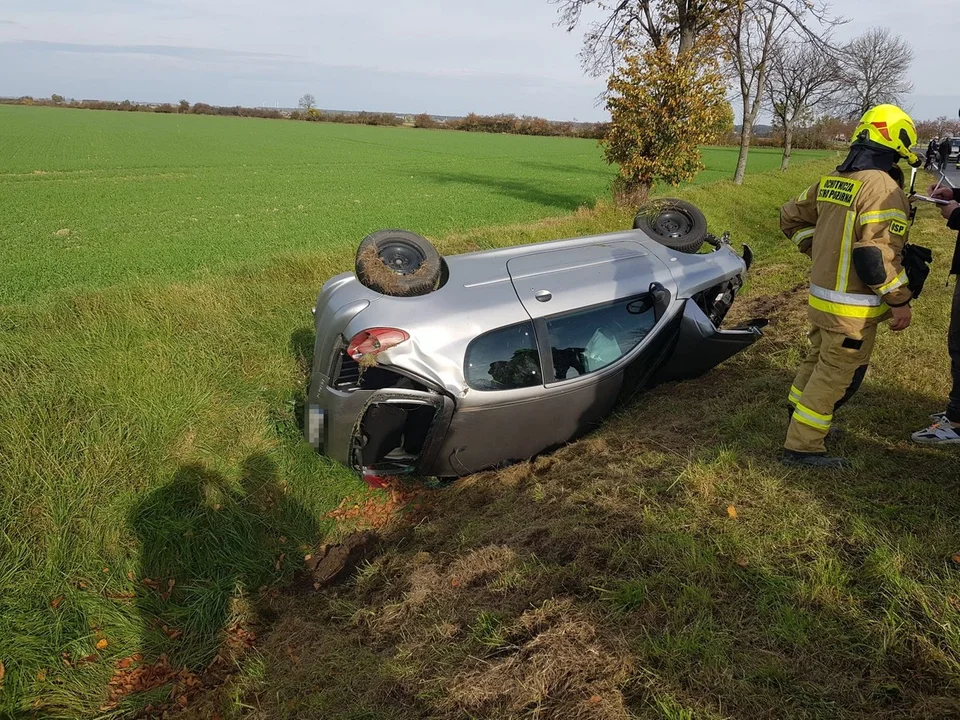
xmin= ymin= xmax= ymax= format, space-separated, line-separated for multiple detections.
xmin=307 ymin=378 xmax=453 ymax=482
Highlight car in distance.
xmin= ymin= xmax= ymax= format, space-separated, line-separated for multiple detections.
xmin=304 ymin=200 xmax=765 ymax=485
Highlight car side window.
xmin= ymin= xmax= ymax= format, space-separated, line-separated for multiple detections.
xmin=546 ymin=294 xmax=657 ymax=381
xmin=465 ymin=321 xmax=542 ymax=391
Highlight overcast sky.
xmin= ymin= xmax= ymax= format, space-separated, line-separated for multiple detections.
xmin=0 ymin=0 xmax=954 ymax=122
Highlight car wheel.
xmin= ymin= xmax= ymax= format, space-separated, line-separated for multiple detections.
xmin=633 ymin=198 xmax=708 ymax=254
xmin=355 ymin=229 xmax=443 ymax=296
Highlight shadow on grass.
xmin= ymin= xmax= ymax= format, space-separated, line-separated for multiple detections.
xmin=515 ymin=160 xmax=612 ymax=179
xmin=422 ymin=171 xmax=596 ymax=212
xmin=288 ymin=325 xmax=315 ymax=441
xmin=130 ymin=453 xmax=319 ymax=672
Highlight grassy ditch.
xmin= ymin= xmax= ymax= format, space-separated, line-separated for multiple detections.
xmin=4 ymin=155 xmax=959 ymax=718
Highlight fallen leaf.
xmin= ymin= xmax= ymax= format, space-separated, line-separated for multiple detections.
xmin=727 ymin=504 xmax=738 ymax=519
xmin=102 ymin=567 xmax=109 ymax=573
xmin=127 ymin=571 xmax=135 ymax=582
xmin=178 ymin=695 xmax=189 ymax=707
xmin=952 ymin=554 xmax=960 ymax=565
xmin=0 ymin=661 xmax=5 ymax=683
xmin=96 ymin=639 xmax=109 ymax=650
xmin=450 ymin=578 xmax=460 ymax=588
xmin=117 ymin=657 xmax=135 ymax=669
xmin=735 ymin=558 xmax=750 ymax=568
xmin=588 ymin=695 xmax=603 ymax=704
xmin=167 ymin=578 xmax=176 ymax=590
xmin=36 ymin=669 xmax=47 ymax=682
xmin=303 ymin=554 xmax=313 ymax=562
xmin=51 ymin=596 xmax=64 ymax=609
xmin=279 ymin=536 xmax=287 ymax=543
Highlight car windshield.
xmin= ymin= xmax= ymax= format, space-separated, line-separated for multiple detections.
xmin=546 ymin=294 xmax=657 ymax=381
xmin=464 ymin=321 xmax=542 ymax=391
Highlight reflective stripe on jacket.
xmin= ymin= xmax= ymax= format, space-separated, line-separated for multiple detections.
xmin=780 ymin=169 xmax=912 ymax=337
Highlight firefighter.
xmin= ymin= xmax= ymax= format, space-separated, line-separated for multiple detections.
xmin=779 ymin=104 xmax=920 ymax=469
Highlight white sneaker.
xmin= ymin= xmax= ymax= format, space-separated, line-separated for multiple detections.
xmin=912 ymin=418 xmax=960 ymax=445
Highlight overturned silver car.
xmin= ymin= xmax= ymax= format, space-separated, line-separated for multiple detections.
xmin=305 ymin=201 xmax=764 ymax=484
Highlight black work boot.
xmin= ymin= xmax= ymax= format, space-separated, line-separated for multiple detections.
xmin=780 ymin=450 xmax=851 ymax=469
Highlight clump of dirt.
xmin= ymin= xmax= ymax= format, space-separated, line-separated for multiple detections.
xmin=306 ymin=530 xmax=380 ymax=588
xmin=356 ymin=245 xmax=439 ymax=297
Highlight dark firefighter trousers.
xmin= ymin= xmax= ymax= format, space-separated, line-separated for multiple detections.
xmin=785 ymin=324 xmax=878 ymax=454
xmin=948 ymin=281 xmax=960 ymax=424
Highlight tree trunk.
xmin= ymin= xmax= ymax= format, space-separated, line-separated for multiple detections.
xmin=613 ymin=175 xmax=651 ymax=207
xmin=734 ymin=121 xmax=752 ymax=185
xmin=781 ymin=125 xmax=793 ymax=171
xmin=733 ymin=6 xmax=778 ymax=186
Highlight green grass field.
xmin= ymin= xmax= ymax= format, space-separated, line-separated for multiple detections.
xmin=3 ymin=106 xmax=959 ymax=719
xmin=1 ymin=105 xmax=829 ymax=305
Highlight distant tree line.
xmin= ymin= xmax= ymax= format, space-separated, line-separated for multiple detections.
xmin=413 ymin=112 xmax=609 ymax=139
xmin=1 ymin=94 xmax=609 ymax=139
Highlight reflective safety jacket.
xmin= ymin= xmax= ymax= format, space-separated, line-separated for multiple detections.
xmin=780 ymin=169 xmax=912 ymax=338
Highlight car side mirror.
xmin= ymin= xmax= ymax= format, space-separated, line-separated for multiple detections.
xmin=649 ymin=282 xmax=667 ymax=305
xmin=649 ymin=282 xmax=670 ymax=320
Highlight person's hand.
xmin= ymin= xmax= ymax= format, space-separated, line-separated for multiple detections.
xmin=889 ymin=304 xmax=912 ymax=332
xmin=941 ymin=200 xmax=960 ymax=221
xmin=929 ymin=184 xmax=955 ymax=201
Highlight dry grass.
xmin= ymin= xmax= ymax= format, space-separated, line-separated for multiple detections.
xmin=355 ymin=245 xmax=441 ymax=297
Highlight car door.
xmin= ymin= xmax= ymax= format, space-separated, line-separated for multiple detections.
xmin=508 ymin=241 xmax=681 ymax=433
xmin=429 ymin=242 xmax=682 ymax=476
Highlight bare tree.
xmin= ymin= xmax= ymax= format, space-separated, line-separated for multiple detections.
xmin=835 ymin=27 xmax=914 ymax=119
xmin=551 ymin=0 xmax=840 ymax=72
xmin=298 ymin=94 xmax=316 ymax=112
xmin=766 ymin=35 xmax=842 ymax=170
xmin=725 ymin=1 xmax=785 ymax=184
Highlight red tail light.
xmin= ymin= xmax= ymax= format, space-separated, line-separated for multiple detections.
xmin=347 ymin=328 xmax=410 ymax=360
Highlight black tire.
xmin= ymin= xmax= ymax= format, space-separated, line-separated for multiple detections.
xmin=633 ymin=198 xmax=708 ymax=254
xmin=355 ymin=229 xmax=442 ymax=297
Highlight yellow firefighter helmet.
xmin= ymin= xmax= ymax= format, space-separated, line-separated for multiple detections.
xmin=853 ymin=104 xmax=921 ymax=167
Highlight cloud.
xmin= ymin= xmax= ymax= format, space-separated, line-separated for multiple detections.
xmin=0 ymin=20 xmax=22 ymax=26
xmin=1 ymin=39 xmax=288 ymax=62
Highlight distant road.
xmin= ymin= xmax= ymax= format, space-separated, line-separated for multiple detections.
xmin=942 ymin=163 xmax=960 ymax=189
